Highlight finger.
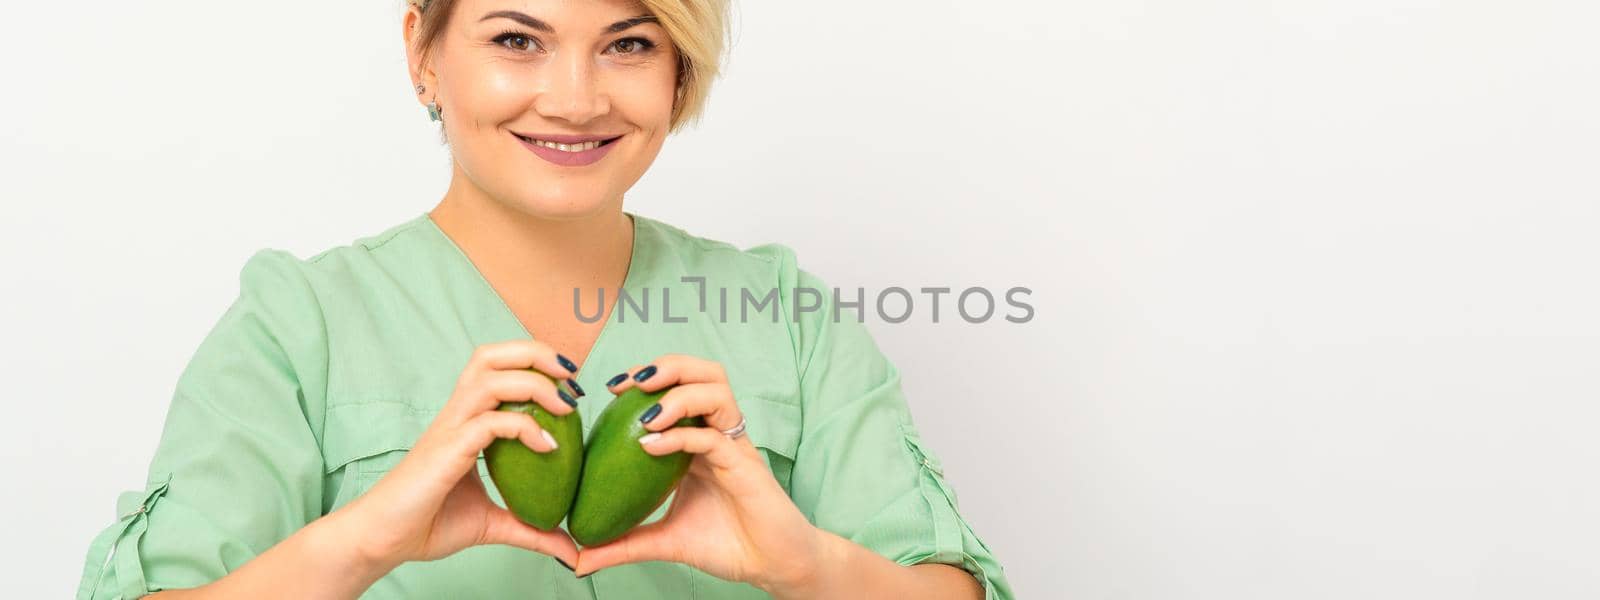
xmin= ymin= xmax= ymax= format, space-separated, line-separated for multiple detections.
xmin=451 ymin=341 xmax=579 ymax=420
xmin=477 ymin=369 xmax=575 ymax=417
xmin=481 ymin=508 xmax=579 ymax=565
xmin=456 ymin=410 xmax=557 ymax=459
xmin=628 ymin=354 xmax=728 ymax=393
xmin=637 ymin=426 xmax=752 ymax=471
xmin=572 ymin=519 xmax=678 ymax=576
xmin=443 ymin=366 xmax=575 ymax=425
xmin=466 ymin=339 xmax=579 ymax=377
xmin=640 ymin=382 xmax=742 ymax=432
xmin=603 ymin=365 xmax=646 ymax=394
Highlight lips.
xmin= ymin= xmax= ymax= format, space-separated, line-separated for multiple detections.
xmin=513 ymin=132 xmax=624 ymax=167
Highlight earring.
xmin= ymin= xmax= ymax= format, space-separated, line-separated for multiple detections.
xmin=416 ymin=83 xmax=441 ymax=122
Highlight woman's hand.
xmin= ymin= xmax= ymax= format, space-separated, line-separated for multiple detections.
xmin=572 ymin=354 xmax=825 ymax=592
xmin=339 ymin=340 xmax=582 ymax=569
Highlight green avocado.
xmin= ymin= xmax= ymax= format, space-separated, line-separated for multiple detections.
xmin=483 ymin=371 xmax=584 ymax=531
xmin=568 ymin=384 xmax=704 ymax=547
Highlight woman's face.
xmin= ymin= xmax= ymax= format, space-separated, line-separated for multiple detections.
xmin=410 ymin=0 xmax=679 ymax=219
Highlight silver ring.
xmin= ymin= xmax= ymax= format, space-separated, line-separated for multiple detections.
xmin=720 ymin=416 xmax=747 ymax=439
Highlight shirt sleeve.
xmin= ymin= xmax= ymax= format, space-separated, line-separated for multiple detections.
xmin=769 ymin=245 xmax=1015 ymax=600
xmin=75 ymin=249 xmax=330 ymax=599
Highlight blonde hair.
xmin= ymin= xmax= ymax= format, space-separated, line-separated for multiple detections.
xmin=407 ymin=0 xmax=731 ymax=132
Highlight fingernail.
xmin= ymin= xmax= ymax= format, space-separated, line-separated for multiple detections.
xmin=567 ymin=378 xmax=585 ymax=397
xmin=606 ymin=372 xmax=628 ymax=387
xmin=638 ymin=432 xmax=662 ymax=445
xmin=554 ymin=557 xmax=575 ymax=572
xmin=541 ymin=430 xmax=558 ymax=450
xmin=557 ymin=353 xmax=579 ymax=374
xmin=558 ymin=388 xmax=578 ymax=408
xmin=639 ymin=403 xmax=662 ymax=424
xmin=633 ymin=364 xmax=657 ymax=382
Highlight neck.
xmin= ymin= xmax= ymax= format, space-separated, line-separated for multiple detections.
xmin=427 ymin=167 xmax=635 ymax=323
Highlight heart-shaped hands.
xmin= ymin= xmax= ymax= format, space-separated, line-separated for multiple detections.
xmin=567 ymin=354 xmax=824 ymax=594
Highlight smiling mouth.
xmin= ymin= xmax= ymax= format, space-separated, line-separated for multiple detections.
xmin=512 ymin=133 xmax=623 ymax=153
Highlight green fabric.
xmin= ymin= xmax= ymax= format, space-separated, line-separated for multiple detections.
xmin=75 ymin=211 xmax=1013 ymax=599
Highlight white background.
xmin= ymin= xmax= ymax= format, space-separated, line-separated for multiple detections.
xmin=4 ymin=1 xmax=1599 ymax=598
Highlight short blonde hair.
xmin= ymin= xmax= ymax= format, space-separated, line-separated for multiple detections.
xmin=407 ymin=0 xmax=731 ymax=132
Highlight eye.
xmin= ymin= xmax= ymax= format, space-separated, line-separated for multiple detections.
xmin=492 ymin=31 xmax=539 ymax=52
xmin=607 ymin=37 xmax=656 ymax=55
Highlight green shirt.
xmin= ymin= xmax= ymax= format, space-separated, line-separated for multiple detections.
xmin=76 ymin=211 xmax=1012 ymax=599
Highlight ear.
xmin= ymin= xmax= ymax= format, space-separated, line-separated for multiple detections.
xmin=403 ymin=5 xmax=435 ymax=108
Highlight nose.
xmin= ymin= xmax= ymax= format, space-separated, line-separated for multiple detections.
xmin=532 ymin=49 xmax=609 ymax=125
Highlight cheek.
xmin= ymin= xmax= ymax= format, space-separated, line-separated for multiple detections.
xmin=451 ymin=62 xmax=530 ymax=128
xmin=611 ymin=64 xmax=680 ymax=129
xmin=482 ymin=65 xmax=528 ymax=106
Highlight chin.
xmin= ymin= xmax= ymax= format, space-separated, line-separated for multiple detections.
xmin=506 ymin=187 xmax=617 ymax=220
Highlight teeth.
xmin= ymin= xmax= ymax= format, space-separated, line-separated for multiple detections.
xmin=528 ymin=138 xmax=603 ymax=152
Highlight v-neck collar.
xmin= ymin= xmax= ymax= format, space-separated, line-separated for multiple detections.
xmin=416 ymin=210 xmax=649 ymax=371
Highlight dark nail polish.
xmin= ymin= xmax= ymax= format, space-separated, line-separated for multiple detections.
xmin=633 ymin=364 xmax=657 ymax=382
xmin=639 ymin=403 xmax=662 ymax=424
xmin=554 ymin=557 xmax=575 ymax=572
xmin=606 ymin=372 xmax=628 ymax=387
xmin=556 ymin=353 xmax=579 ymax=374
xmin=567 ymin=378 xmax=585 ymax=397
xmin=558 ymin=388 xmax=578 ymax=408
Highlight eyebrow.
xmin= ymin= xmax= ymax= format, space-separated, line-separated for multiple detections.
xmin=479 ymin=11 xmax=659 ymax=34
xmin=605 ymin=15 xmax=659 ymax=33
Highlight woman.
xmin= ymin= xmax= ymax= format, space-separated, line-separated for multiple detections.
xmin=76 ymin=0 xmax=1012 ymax=598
